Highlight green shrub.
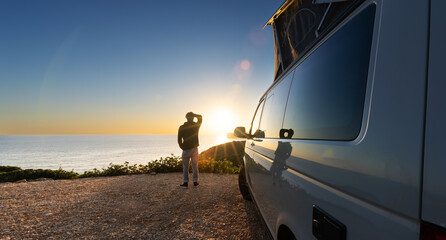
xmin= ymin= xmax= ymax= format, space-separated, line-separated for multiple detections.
xmin=0 ymin=166 xmax=22 ymax=173
xmin=0 ymin=168 xmax=78 ymax=182
xmin=198 ymin=157 xmax=240 ymax=174
xmin=79 ymin=168 xmax=102 ymax=178
xmin=82 ymin=161 xmax=151 ymax=177
xmin=146 ymin=154 xmax=183 ymax=173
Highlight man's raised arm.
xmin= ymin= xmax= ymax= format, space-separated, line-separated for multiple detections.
xmin=195 ymin=113 xmax=202 ymax=125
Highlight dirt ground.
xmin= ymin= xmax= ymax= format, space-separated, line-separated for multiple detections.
xmin=0 ymin=173 xmax=271 ymax=240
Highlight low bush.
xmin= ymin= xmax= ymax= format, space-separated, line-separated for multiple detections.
xmin=198 ymin=157 xmax=240 ymax=174
xmin=80 ymin=154 xmax=238 ymax=178
xmin=146 ymin=155 xmax=183 ymax=173
xmin=0 ymin=166 xmax=22 ymax=173
xmin=0 ymin=168 xmax=78 ymax=182
xmin=0 ymin=141 xmax=246 ymax=182
xmin=80 ymin=161 xmax=151 ymax=178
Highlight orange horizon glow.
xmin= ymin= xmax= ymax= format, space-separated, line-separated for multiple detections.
xmin=0 ymin=107 xmax=244 ymax=136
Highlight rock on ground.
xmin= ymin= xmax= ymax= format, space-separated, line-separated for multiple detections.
xmin=0 ymin=173 xmax=271 ymax=240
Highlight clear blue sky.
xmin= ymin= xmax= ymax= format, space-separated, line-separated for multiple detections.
xmin=0 ymin=0 xmax=283 ymax=135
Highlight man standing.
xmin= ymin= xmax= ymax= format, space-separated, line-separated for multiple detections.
xmin=178 ymin=112 xmax=202 ymax=188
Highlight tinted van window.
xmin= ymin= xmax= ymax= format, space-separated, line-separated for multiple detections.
xmin=258 ymin=73 xmax=294 ymax=138
xmin=283 ymin=5 xmax=375 ymax=140
xmin=250 ymin=100 xmax=264 ymax=136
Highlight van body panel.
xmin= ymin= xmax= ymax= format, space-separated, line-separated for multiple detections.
xmin=244 ymin=0 xmax=430 ymax=239
xmin=246 ymin=142 xmax=420 ymax=240
xmin=421 ymin=0 xmax=446 ymax=228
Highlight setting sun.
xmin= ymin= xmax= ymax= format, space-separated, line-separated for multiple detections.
xmin=208 ymin=108 xmax=237 ymax=137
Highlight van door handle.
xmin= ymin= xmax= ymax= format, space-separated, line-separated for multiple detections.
xmin=251 ymin=142 xmax=255 ymax=147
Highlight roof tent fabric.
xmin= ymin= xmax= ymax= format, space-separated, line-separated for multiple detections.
xmin=269 ymin=0 xmax=363 ymax=80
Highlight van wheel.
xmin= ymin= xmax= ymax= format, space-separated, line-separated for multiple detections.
xmin=278 ymin=226 xmax=297 ymax=240
xmin=239 ymin=165 xmax=252 ymax=201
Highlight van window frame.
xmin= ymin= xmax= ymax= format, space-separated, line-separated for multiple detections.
xmin=257 ymin=70 xmax=295 ymax=139
xmin=249 ymin=99 xmax=265 ymax=136
xmin=281 ymin=4 xmax=376 ymax=141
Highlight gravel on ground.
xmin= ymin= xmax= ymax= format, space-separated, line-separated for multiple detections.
xmin=0 ymin=173 xmax=271 ymax=240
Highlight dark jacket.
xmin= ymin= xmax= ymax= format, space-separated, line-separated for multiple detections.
xmin=178 ymin=116 xmax=202 ymax=150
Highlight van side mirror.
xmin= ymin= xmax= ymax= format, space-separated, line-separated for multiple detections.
xmin=234 ymin=127 xmax=248 ymax=138
xmin=254 ymin=129 xmax=265 ymax=138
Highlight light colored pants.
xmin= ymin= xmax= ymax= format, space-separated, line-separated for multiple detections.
xmin=182 ymin=147 xmax=199 ymax=183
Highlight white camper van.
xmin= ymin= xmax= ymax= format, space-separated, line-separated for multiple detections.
xmin=235 ymin=0 xmax=446 ymax=239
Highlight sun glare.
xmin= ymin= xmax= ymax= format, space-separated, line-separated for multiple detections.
xmin=208 ymin=108 xmax=236 ymax=137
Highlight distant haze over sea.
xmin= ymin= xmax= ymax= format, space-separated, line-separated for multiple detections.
xmin=0 ymin=135 xmax=229 ymax=173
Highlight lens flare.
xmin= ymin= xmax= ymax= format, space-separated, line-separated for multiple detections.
xmin=240 ymin=60 xmax=251 ymax=70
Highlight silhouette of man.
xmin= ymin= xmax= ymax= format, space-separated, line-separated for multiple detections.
xmin=178 ymin=112 xmax=202 ymax=188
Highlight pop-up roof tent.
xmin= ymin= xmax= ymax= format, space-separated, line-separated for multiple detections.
xmin=265 ymin=0 xmax=364 ymax=81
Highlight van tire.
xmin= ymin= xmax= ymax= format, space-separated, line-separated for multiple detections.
xmin=239 ymin=165 xmax=252 ymax=201
xmin=278 ymin=225 xmax=296 ymax=240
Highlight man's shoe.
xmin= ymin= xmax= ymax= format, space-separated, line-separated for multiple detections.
xmin=193 ymin=182 xmax=199 ymax=187
xmin=180 ymin=182 xmax=188 ymax=188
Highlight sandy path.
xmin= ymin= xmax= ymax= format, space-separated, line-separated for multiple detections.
xmin=0 ymin=173 xmax=271 ymax=240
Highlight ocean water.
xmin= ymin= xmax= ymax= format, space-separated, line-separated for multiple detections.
xmin=0 ymin=135 xmax=228 ymax=173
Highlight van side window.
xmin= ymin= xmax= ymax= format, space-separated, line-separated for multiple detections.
xmin=250 ymin=100 xmax=264 ymax=136
xmin=283 ymin=5 xmax=375 ymax=140
xmin=258 ymin=94 xmax=273 ymax=138
xmin=258 ymin=73 xmax=294 ymax=138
